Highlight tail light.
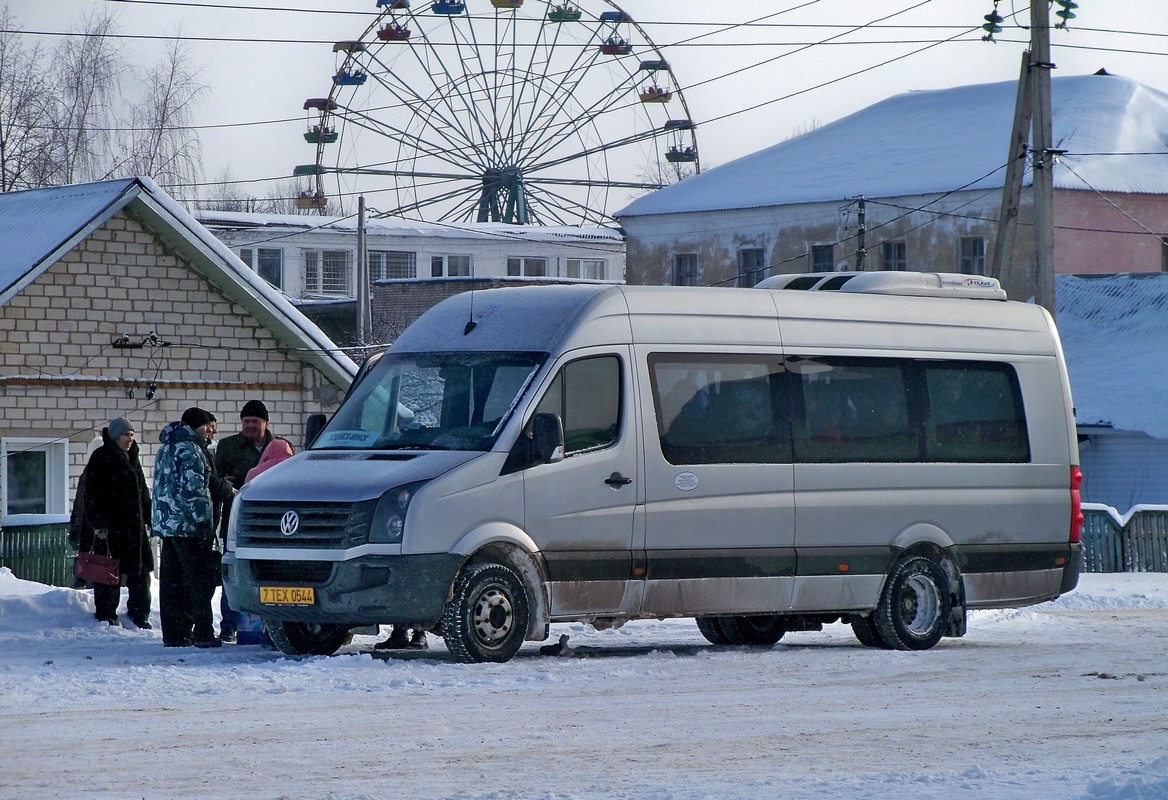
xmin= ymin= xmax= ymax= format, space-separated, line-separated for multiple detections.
xmin=1069 ymin=466 xmax=1083 ymax=543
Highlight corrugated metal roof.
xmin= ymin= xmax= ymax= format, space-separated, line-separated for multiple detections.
xmin=1057 ymin=273 xmax=1168 ymax=439
xmin=617 ymin=73 xmax=1168 ymax=218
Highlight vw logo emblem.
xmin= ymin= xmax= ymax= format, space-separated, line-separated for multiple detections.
xmin=279 ymin=510 xmax=300 ymax=536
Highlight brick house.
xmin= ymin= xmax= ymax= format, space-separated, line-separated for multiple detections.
xmin=0 ymin=178 xmax=356 ymax=527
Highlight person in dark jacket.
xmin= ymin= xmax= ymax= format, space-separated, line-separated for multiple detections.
xmin=152 ymin=407 xmax=220 ymax=648
xmin=81 ymin=417 xmax=154 ymax=628
xmin=213 ymin=399 xmax=288 ymax=642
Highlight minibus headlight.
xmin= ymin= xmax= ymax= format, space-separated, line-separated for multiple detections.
xmin=370 ymin=482 xmax=425 ymax=544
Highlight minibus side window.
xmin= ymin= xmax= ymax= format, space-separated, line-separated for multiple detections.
xmin=923 ymin=363 xmax=1029 ymax=462
xmin=649 ymin=355 xmax=790 ymax=465
xmin=534 ymin=355 xmax=621 ymax=455
xmin=793 ymin=359 xmax=916 ymax=463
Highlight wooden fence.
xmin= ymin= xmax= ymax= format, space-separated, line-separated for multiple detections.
xmin=2 ymin=506 xmax=1165 ymax=589
xmin=1081 ymin=504 xmax=1168 ymax=573
xmin=0 ymin=522 xmax=73 ymax=588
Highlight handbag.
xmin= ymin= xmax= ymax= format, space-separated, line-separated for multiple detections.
xmin=74 ymin=537 xmax=120 ymax=586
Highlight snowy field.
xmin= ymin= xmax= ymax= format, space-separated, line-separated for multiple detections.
xmin=2 ymin=568 xmax=1167 ymax=800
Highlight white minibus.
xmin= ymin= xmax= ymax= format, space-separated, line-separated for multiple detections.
xmin=223 ymin=273 xmax=1082 ymax=662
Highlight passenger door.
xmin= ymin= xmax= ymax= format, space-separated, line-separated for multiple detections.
xmin=640 ymin=351 xmax=796 ymax=617
xmin=520 ymin=349 xmax=642 ymax=615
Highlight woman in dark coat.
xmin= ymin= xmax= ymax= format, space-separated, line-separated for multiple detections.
xmin=82 ymin=417 xmax=154 ymax=628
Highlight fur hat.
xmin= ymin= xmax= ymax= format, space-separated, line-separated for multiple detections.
xmin=107 ymin=417 xmax=134 ymax=440
xmin=240 ymin=399 xmax=269 ymax=421
xmin=181 ymin=407 xmax=214 ymax=430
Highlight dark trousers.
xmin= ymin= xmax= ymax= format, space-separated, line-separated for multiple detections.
xmin=159 ymin=537 xmax=218 ymax=645
xmin=93 ymin=573 xmax=151 ymax=624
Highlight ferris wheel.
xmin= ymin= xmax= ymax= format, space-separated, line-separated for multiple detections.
xmin=294 ymin=0 xmax=699 ymax=225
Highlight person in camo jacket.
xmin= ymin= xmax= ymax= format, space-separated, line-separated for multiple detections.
xmin=151 ymin=407 xmax=220 ymax=648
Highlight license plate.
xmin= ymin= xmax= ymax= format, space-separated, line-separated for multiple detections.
xmin=259 ymin=586 xmax=315 ymax=605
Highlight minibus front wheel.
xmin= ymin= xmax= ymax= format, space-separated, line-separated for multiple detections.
xmin=874 ymin=556 xmax=951 ymax=651
xmin=441 ymin=562 xmax=531 ymax=664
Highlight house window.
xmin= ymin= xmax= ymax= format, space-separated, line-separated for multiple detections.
xmin=959 ymin=237 xmax=986 ymax=275
xmin=881 ymin=241 xmax=907 ymax=272
xmin=673 ymin=253 xmax=698 ymax=286
xmin=431 ymin=255 xmax=471 ymax=277
xmin=507 ymin=257 xmax=547 ymax=277
xmin=239 ymin=247 xmax=284 ymax=289
xmin=303 ymin=249 xmax=351 ymax=296
xmin=1 ymin=438 xmax=68 ymax=519
xmin=566 ymin=258 xmax=606 ymax=280
xmin=1160 ymin=236 xmax=1168 ymax=272
xmin=810 ymin=244 xmax=834 ymax=271
xmin=369 ymin=250 xmax=416 ymax=280
xmin=737 ymin=248 xmax=767 ymax=287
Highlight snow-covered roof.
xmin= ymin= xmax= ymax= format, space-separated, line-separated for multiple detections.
xmin=0 ymin=177 xmax=357 ymax=385
xmin=1057 ymin=273 xmax=1168 ymax=439
xmin=617 ymin=72 xmax=1168 ymax=218
xmin=195 ymin=210 xmax=625 ymax=244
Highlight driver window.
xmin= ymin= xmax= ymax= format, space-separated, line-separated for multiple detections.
xmin=534 ymin=355 xmax=621 ymax=455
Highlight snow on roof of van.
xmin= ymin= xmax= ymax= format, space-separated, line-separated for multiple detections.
xmin=195 ymin=210 xmax=624 ymax=243
xmin=616 ymin=72 xmax=1168 ymax=218
xmin=1056 ymin=273 xmax=1168 ymax=440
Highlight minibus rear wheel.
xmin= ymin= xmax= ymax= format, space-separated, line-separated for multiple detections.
xmin=441 ymin=562 xmax=531 ymax=664
xmin=874 ymin=556 xmax=951 ymax=651
xmin=696 ymin=616 xmax=732 ymax=645
xmin=717 ymin=615 xmax=786 ymax=646
xmin=850 ymin=614 xmax=889 ymax=648
xmin=265 ymin=620 xmax=353 ymax=656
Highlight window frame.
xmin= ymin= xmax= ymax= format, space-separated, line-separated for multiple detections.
xmin=369 ymin=250 xmax=417 ymax=281
xmin=672 ymin=253 xmax=698 ymax=286
xmin=959 ymin=237 xmax=987 ymax=276
xmin=566 ymin=258 xmax=606 ymax=280
xmin=302 ymin=248 xmax=352 ymax=296
xmin=431 ymin=254 xmax=472 ymax=277
xmin=810 ymin=244 xmax=835 ymax=272
xmin=1 ymin=437 xmax=69 ymax=521
xmin=881 ymin=241 xmax=907 ymax=272
xmin=507 ymin=257 xmax=548 ymax=278
xmin=737 ymin=248 xmax=767 ymax=287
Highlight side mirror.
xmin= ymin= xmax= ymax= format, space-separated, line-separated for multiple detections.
xmin=531 ymin=412 xmax=565 ymax=464
xmin=305 ymin=413 xmax=327 ymax=449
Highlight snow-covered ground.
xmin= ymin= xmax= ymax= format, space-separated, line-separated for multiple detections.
xmin=3 ymin=568 xmax=1167 ymax=800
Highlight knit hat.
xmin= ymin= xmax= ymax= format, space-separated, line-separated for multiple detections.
xmin=181 ymin=407 xmax=214 ymax=429
xmin=240 ymin=399 xmax=269 ymax=421
xmin=107 ymin=417 xmax=134 ymax=440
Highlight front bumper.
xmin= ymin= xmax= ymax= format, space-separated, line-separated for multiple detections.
xmin=222 ymin=552 xmax=464 ymax=627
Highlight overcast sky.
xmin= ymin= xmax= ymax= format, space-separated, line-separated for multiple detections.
xmin=9 ymin=0 xmax=1168 ymax=214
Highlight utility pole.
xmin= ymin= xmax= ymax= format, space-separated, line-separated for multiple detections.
xmin=1029 ymin=1 xmax=1057 ymax=315
xmin=356 ymin=196 xmax=372 ymax=347
xmin=989 ymin=51 xmax=1032 ymax=286
xmin=855 ymin=197 xmax=867 ymax=271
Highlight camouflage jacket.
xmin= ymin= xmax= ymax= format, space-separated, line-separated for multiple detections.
xmin=151 ymin=421 xmax=214 ymax=539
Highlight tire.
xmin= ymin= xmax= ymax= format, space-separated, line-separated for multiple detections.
xmin=850 ymin=614 xmax=889 ymax=648
xmin=265 ymin=620 xmax=352 ymax=656
xmin=874 ymin=556 xmax=951 ymax=651
xmin=695 ymin=616 xmax=732 ymax=645
xmin=716 ymin=614 xmax=786 ymax=646
xmin=441 ymin=563 xmax=530 ymax=664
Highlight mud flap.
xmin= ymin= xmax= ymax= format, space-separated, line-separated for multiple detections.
xmin=944 ymin=577 xmax=967 ymax=638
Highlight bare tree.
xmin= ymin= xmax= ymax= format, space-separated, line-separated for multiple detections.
xmin=46 ymin=7 xmax=123 ymax=185
xmin=122 ymin=37 xmax=205 ymax=194
xmin=0 ymin=8 xmax=54 ymax=190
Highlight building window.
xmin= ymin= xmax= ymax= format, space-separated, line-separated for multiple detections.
xmin=673 ymin=253 xmax=698 ymax=286
xmin=303 ymin=249 xmax=351 ymax=296
xmin=737 ymin=248 xmax=767 ymax=287
xmin=239 ymin=247 xmax=284 ymax=289
xmin=959 ymin=237 xmax=986 ymax=275
xmin=1160 ymin=236 xmax=1168 ymax=272
xmin=566 ymin=258 xmax=606 ymax=280
xmin=810 ymin=244 xmax=834 ymax=271
xmin=369 ymin=250 xmax=416 ymax=280
xmin=431 ymin=255 xmax=471 ymax=277
xmin=881 ymin=241 xmax=907 ymax=272
xmin=1 ymin=438 xmax=68 ymax=519
xmin=507 ymin=257 xmax=547 ymax=277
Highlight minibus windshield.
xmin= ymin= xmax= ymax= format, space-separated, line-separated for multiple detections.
xmin=313 ymin=351 xmax=546 ymax=451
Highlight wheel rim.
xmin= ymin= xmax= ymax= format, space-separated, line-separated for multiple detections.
xmin=899 ymin=574 xmax=942 ymax=637
xmin=471 ymin=583 xmax=514 ymax=647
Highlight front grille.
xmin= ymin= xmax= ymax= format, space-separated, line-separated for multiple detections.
xmin=250 ymin=560 xmax=334 ymax=584
xmin=237 ymin=499 xmax=376 ymax=549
